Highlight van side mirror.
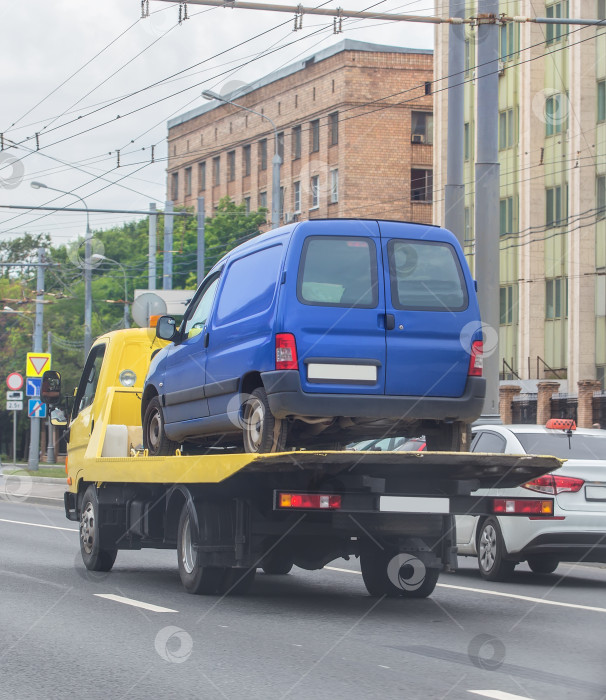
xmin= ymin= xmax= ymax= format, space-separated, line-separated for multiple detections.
xmin=156 ymin=315 xmax=178 ymax=341
xmin=41 ymin=370 xmax=61 ymax=406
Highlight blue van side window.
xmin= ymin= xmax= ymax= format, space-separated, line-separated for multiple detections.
xmin=297 ymin=236 xmax=378 ymax=308
xmin=215 ymin=244 xmax=283 ymax=325
xmin=387 ymin=239 xmax=468 ymax=312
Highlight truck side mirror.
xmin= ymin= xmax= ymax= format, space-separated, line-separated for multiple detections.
xmin=41 ymin=370 xmax=62 ymax=406
xmin=156 ymin=315 xmax=178 ymax=341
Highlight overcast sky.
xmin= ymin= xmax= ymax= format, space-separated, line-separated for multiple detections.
xmin=0 ymin=0 xmax=434 ymax=245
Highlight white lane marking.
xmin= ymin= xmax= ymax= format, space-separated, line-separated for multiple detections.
xmin=325 ymin=566 xmax=606 ymax=614
xmin=94 ymin=594 xmax=177 ymax=613
xmin=0 ymin=517 xmax=76 ymax=532
xmin=468 ymin=691 xmax=534 ymax=700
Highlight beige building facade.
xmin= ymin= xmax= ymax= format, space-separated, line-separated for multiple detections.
xmin=433 ymin=0 xmax=606 ymax=389
xmin=167 ymin=39 xmax=434 ymax=229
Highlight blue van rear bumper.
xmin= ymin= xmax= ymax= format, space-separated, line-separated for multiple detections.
xmin=261 ymin=371 xmax=486 ymax=422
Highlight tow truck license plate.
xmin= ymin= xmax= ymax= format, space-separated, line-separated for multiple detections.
xmin=379 ymin=496 xmax=450 ymax=513
xmin=585 ymin=485 xmax=606 ymax=501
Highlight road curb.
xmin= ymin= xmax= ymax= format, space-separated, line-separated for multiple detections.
xmin=1 ymin=474 xmax=66 ymax=485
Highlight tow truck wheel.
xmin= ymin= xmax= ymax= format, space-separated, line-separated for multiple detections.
xmin=261 ymin=551 xmax=294 ymax=575
xmin=360 ymin=546 xmax=439 ymax=598
xmin=79 ymin=485 xmax=117 ymax=572
xmin=477 ymin=517 xmax=516 ymax=581
xmin=242 ymin=387 xmax=287 ymax=454
xmin=177 ymin=504 xmax=228 ymax=595
xmin=527 ymin=555 xmax=559 ymax=574
xmin=143 ymin=396 xmax=179 ymax=457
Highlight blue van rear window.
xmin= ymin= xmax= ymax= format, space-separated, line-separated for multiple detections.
xmin=297 ymin=236 xmax=378 ymax=308
xmin=388 ymin=239 xmax=468 ymax=312
xmin=215 ymin=244 xmax=283 ymax=325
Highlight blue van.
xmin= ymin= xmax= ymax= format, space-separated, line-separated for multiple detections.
xmin=142 ymin=219 xmax=485 ymax=454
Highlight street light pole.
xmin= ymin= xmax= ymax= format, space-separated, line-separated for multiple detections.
xmin=202 ymin=90 xmax=282 ymax=229
xmin=91 ymin=254 xmax=130 ymax=328
xmin=31 ymin=181 xmax=92 ymax=357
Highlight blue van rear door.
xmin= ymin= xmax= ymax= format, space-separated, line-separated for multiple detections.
xmin=288 ymin=220 xmax=386 ymax=395
xmin=378 ymin=221 xmax=473 ymax=398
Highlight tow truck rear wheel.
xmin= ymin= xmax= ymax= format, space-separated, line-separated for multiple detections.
xmin=79 ymin=485 xmax=117 ymax=572
xmin=261 ymin=550 xmax=294 ymax=575
xmin=143 ymin=396 xmax=179 ymax=457
xmin=242 ymin=387 xmax=287 ymax=454
xmin=360 ymin=545 xmax=439 ymax=598
xmin=477 ymin=517 xmax=516 ymax=581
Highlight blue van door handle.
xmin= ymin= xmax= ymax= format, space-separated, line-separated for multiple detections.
xmin=385 ymin=314 xmax=395 ymax=331
xmin=204 ymin=332 xmax=210 ymax=348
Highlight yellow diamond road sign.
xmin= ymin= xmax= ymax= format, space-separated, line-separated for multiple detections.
xmin=26 ymin=352 xmax=51 ymax=378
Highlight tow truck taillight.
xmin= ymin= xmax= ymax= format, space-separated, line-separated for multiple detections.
xmin=468 ymin=340 xmax=483 ymax=376
xmin=279 ymin=493 xmax=342 ymax=510
xmin=523 ymin=474 xmax=585 ymax=495
xmin=492 ymin=498 xmax=554 ymax=515
xmin=275 ymin=333 xmax=298 ymax=370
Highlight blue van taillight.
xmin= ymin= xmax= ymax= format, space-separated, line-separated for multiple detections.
xmin=468 ymin=340 xmax=483 ymax=376
xmin=276 ymin=333 xmax=299 ymax=370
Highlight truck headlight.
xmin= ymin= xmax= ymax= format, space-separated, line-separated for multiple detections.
xmin=119 ymin=370 xmax=137 ymax=387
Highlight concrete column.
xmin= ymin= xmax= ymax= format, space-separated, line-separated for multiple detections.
xmin=537 ymin=381 xmax=560 ymax=425
xmin=577 ymin=380 xmax=601 ymax=428
xmin=499 ymin=385 xmax=522 ymax=425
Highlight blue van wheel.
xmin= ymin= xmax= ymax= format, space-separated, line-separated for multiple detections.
xmin=242 ymin=387 xmax=287 ymax=454
xmin=143 ymin=396 xmax=180 ymax=457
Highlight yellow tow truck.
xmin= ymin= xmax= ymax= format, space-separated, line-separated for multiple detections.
xmin=41 ymin=327 xmax=561 ymax=598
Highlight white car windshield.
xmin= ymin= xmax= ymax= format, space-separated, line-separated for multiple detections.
xmin=515 ymin=432 xmax=606 ymax=460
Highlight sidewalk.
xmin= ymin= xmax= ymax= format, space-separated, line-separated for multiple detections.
xmin=0 ymin=468 xmax=66 ymax=507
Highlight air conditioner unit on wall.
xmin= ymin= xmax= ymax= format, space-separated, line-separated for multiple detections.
xmin=498 ymin=60 xmax=505 ymax=76
xmin=412 ymin=133 xmax=425 ymax=144
xmin=284 ymin=212 xmax=294 ymax=223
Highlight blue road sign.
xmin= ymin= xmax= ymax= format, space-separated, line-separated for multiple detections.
xmin=28 ymin=398 xmax=47 ymax=418
xmin=26 ymin=377 xmax=42 ymax=397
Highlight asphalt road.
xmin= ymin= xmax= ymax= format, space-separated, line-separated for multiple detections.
xmin=1 ymin=496 xmax=605 ymax=700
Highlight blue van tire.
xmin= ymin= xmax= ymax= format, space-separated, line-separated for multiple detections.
xmin=143 ymin=396 xmax=180 ymax=457
xmin=242 ymin=387 xmax=288 ymax=453
xmin=425 ymin=421 xmax=464 ymax=451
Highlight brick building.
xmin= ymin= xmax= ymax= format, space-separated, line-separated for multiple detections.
xmin=166 ymin=39 xmax=433 ymax=226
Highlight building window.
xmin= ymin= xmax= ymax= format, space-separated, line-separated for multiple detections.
xmin=243 ymin=145 xmax=251 ymax=176
xmin=546 ymin=185 xmax=564 ymax=228
xmin=464 ymin=122 xmax=471 ymax=160
xmin=411 ymin=111 xmax=433 ymax=144
xmin=545 ymin=277 xmax=568 ymax=319
xmin=198 ymin=162 xmax=206 ymax=191
xmin=500 ymin=285 xmax=514 ymax=325
xmin=500 ymin=197 xmax=515 ymax=235
xmin=280 ymin=186 xmax=285 ymax=216
xmin=500 ymin=21 xmax=516 ymax=61
xmin=259 ymin=191 xmax=267 ymax=209
xmin=599 ymin=81 xmax=606 ymax=122
xmin=424 ymin=81 xmax=432 ymax=95
xmin=464 ymin=206 xmax=473 ymax=242
xmin=310 ymin=175 xmax=319 ymax=208
xmin=546 ymin=94 xmax=565 ymax=135
xmin=259 ymin=139 xmax=267 ymax=170
xmin=213 ymin=157 xmax=220 ymax=186
xmin=410 ymin=168 xmax=433 ymax=202
xmin=244 ymin=196 xmax=250 ymax=214
xmin=171 ymin=172 xmax=179 ymax=200
xmin=464 ymin=38 xmax=471 ymax=74
xmin=329 ymin=112 xmax=339 ymax=146
xmin=292 ymin=126 xmax=301 ymax=160
xmin=185 ymin=167 xmax=192 ymax=196
xmin=277 ymin=132 xmax=284 ymax=161
xmin=499 ymin=109 xmax=514 ymax=149
xmin=228 ymin=151 xmax=236 ymax=182
xmin=598 ymin=175 xmax=606 ymax=219
xmin=599 ymin=0 xmax=606 ymax=20
xmin=293 ymin=181 xmax=301 ymax=213
xmin=310 ymin=119 xmax=320 ymax=153
xmin=330 ymin=169 xmax=339 ymax=204
xmin=546 ymin=2 xmax=567 ymax=45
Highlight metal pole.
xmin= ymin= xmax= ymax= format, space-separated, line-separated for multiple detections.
xmin=13 ymin=410 xmax=17 ymax=466
xmin=197 ymin=197 xmax=205 ymax=285
xmin=444 ymin=0 xmax=465 ymax=245
xmin=27 ymin=247 xmax=45 ymax=470
xmin=122 ymin=264 xmax=130 ymax=329
xmin=46 ymin=330 xmax=54 ymax=464
xmin=163 ymin=201 xmax=174 ymax=290
xmin=149 ymin=202 xmax=157 ymax=290
xmin=474 ymin=3 xmax=501 ymax=421
xmin=84 ymin=214 xmax=92 ymax=358
xmin=271 ymin=147 xmax=282 ymax=230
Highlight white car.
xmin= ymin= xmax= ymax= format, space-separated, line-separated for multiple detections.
xmin=456 ymin=421 xmax=606 ymax=580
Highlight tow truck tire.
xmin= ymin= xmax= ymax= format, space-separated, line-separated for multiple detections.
xmin=143 ymin=396 xmax=179 ymax=457
xmin=360 ymin=546 xmax=440 ymax=598
xmin=242 ymin=387 xmax=287 ymax=454
xmin=261 ymin=551 xmax=294 ymax=575
xmin=225 ymin=567 xmax=257 ymax=594
xmin=477 ymin=517 xmax=516 ymax=582
xmin=177 ymin=504 xmax=228 ymax=595
xmin=79 ymin=485 xmax=117 ymax=572
xmin=527 ymin=555 xmax=559 ymax=574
